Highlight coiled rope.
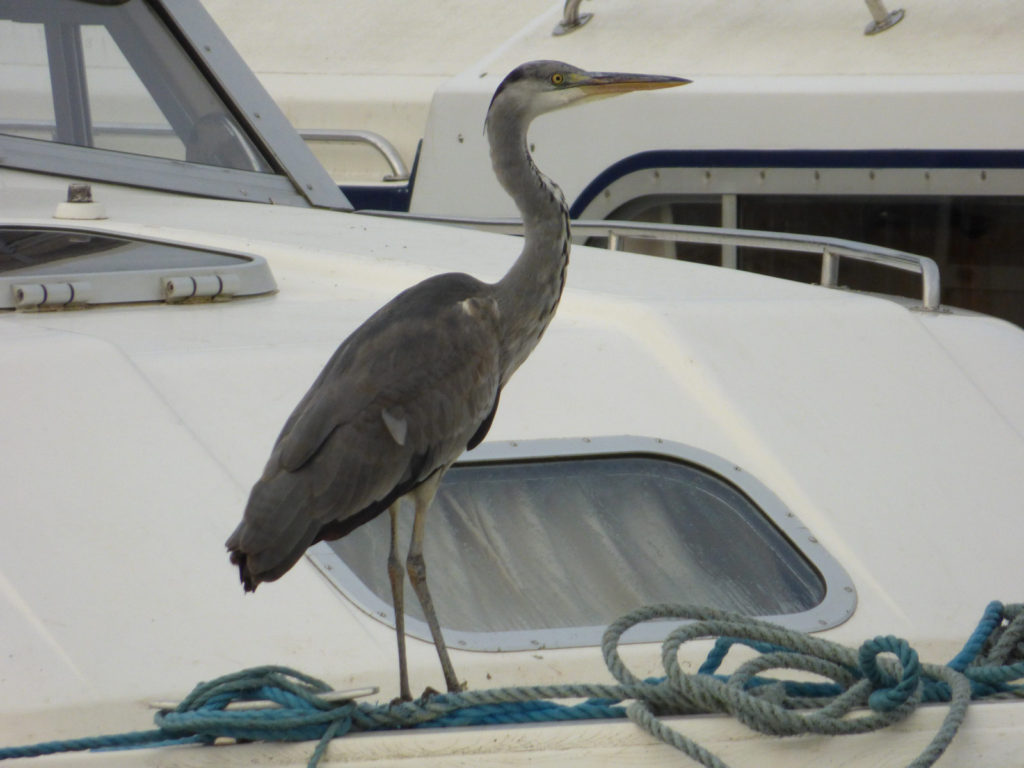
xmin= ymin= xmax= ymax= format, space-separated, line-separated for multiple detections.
xmin=2 ymin=601 xmax=1021 ymax=767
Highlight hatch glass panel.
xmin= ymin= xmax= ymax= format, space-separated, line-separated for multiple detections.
xmin=0 ymin=228 xmax=246 ymax=275
xmin=309 ymin=437 xmax=855 ymax=651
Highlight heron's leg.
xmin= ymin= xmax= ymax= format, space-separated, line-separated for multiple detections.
xmin=387 ymin=502 xmax=412 ymax=702
xmin=406 ymin=475 xmax=462 ymax=693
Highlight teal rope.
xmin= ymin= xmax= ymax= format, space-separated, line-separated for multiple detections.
xmin=1 ymin=601 xmax=1021 ymax=768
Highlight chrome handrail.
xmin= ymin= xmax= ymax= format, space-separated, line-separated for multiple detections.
xmin=297 ymin=129 xmax=409 ymax=181
xmin=864 ymin=0 xmax=905 ymax=35
xmin=553 ymin=0 xmax=592 ymax=35
xmin=362 ymin=211 xmax=941 ymax=311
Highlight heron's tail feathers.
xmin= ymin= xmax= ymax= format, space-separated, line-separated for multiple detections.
xmin=225 ymin=522 xmax=318 ymax=593
xmin=225 ymin=537 xmax=259 ymax=592
xmin=225 ymin=477 xmax=321 ymax=592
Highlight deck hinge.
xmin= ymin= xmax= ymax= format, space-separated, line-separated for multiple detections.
xmin=162 ymin=274 xmax=240 ymax=303
xmin=11 ymin=281 xmax=92 ymax=310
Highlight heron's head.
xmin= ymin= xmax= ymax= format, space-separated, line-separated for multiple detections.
xmin=486 ymin=60 xmax=690 ymax=127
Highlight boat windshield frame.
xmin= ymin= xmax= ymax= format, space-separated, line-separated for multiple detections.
xmin=0 ymin=0 xmax=350 ymax=210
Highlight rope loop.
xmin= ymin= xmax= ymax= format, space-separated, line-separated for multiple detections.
xmin=859 ymin=635 xmax=921 ymax=712
xmin=596 ymin=602 xmax=1002 ymax=767
xmin=154 ymin=666 xmax=356 ymax=745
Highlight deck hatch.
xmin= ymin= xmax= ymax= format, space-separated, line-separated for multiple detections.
xmin=0 ymin=225 xmax=276 ymax=308
xmin=309 ymin=436 xmax=855 ymax=651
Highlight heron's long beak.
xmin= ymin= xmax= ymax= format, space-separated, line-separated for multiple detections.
xmin=572 ymin=71 xmax=691 ymax=97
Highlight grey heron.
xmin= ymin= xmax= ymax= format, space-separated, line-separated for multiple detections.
xmin=225 ymin=61 xmax=689 ymax=700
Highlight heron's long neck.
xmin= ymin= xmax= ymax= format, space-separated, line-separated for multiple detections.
xmin=488 ymin=113 xmax=571 ymax=385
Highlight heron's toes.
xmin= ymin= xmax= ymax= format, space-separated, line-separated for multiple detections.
xmin=415 ymin=686 xmax=442 ymax=704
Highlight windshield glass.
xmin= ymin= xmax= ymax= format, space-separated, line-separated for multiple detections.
xmin=0 ymin=0 xmax=272 ymax=173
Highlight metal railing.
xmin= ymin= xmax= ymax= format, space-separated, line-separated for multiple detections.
xmin=297 ymin=129 xmax=409 ymax=181
xmin=553 ymin=0 xmax=592 ymax=35
xmin=864 ymin=0 xmax=905 ymax=35
xmin=363 ymin=211 xmax=941 ymax=311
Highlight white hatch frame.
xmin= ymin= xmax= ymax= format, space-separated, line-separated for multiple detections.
xmin=0 ymin=221 xmax=277 ymax=309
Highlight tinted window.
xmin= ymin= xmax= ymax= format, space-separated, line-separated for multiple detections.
xmin=600 ymin=192 xmax=1024 ymax=327
xmin=738 ymin=195 xmax=1024 ymax=326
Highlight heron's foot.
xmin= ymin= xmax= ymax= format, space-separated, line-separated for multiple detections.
xmin=415 ymin=686 xmax=442 ymax=704
xmin=389 ymin=694 xmax=413 ymax=707
xmin=414 ymin=679 xmax=466 ymax=704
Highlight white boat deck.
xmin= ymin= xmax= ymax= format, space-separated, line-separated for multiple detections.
xmin=3 ymin=172 xmax=1023 ymax=750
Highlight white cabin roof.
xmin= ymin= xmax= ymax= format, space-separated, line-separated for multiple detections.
xmin=475 ymin=0 xmax=1024 ymax=78
xmin=206 ymin=0 xmax=1024 ymax=182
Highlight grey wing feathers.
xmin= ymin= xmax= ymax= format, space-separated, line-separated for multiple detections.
xmin=226 ymin=274 xmax=503 ymax=589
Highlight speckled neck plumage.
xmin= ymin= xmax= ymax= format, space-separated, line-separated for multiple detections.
xmin=486 ymin=107 xmax=571 ymax=387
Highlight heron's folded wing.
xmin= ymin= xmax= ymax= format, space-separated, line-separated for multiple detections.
xmin=261 ymin=279 xmax=502 ymax=509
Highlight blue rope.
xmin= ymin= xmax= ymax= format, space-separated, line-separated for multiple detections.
xmin=1 ymin=601 xmax=1021 ymax=768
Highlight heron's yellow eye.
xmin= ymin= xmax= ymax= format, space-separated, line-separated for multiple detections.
xmin=551 ymin=73 xmax=565 ymax=86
